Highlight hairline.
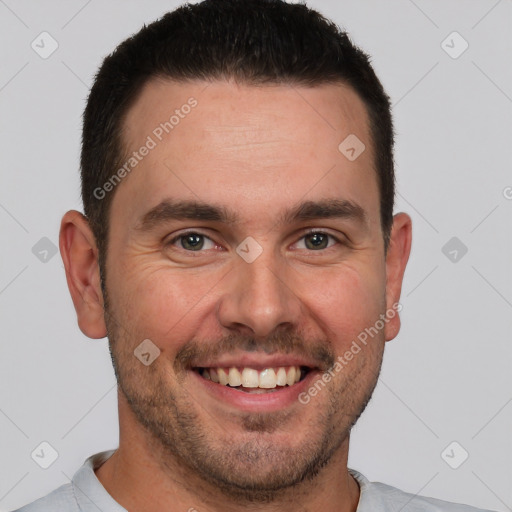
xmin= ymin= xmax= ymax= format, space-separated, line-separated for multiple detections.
xmin=96 ymin=75 xmax=387 ymax=282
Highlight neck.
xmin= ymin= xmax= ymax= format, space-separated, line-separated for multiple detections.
xmin=95 ymin=394 xmax=361 ymax=512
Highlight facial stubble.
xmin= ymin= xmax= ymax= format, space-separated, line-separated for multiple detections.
xmin=102 ymin=290 xmax=384 ymax=503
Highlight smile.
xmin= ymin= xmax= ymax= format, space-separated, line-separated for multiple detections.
xmin=195 ymin=365 xmax=309 ymax=393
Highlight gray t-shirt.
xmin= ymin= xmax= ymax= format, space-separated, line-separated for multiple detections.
xmin=11 ymin=450 xmax=496 ymax=512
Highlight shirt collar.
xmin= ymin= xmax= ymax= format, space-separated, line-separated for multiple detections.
xmin=71 ymin=450 xmax=127 ymax=512
xmin=72 ymin=451 xmax=367 ymax=512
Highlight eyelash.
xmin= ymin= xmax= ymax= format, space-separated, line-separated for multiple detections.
xmin=166 ymin=229 xmax=343 ymax=254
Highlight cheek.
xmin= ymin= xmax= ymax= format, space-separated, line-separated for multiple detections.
xmin=297 ymin=261 xmax=386 ymax=345
xmin=109 ymin=262 xmax=221 ymax=346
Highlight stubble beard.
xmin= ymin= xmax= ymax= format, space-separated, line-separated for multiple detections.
xmin=102 ymin=292 xmax=384 ymax=503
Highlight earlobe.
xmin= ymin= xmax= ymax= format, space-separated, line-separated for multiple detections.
xmin=384 ymin=212 xmax=412 ymax=342
xmin=59 ymin=210 xmax=107 ymax=339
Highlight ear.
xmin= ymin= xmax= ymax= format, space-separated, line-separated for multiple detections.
xmin=384 ymin=212 xmax=412 ymax=342
xmin=59 ymin=210 xmax=107 ymax=339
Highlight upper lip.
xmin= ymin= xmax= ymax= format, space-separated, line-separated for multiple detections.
xmin=191 ymin=352 xmax=320 ymax=371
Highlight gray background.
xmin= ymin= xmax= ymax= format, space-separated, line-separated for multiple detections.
xmin=1 ymin=0 xmax=511 ymax=510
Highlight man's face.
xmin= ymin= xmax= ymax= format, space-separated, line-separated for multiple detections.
xmin=103 ymin=79 xmax=391 ymax=496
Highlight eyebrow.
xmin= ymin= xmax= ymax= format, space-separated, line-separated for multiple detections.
xmin=281 ymin=198 xmax=368 ymax=227
xmin=134 ymin=198 xmax=368 ymax=232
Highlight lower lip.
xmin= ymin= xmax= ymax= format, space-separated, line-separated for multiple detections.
xmin=189 ymin=370 xmax=319 ymax=413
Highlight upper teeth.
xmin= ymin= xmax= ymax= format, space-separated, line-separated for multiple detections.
xmin=201 ymin=366 xmax=302 ymax=389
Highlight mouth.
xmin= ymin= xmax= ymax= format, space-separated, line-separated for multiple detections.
xmin=194 ymin=365 xmax=310 ymax=394
xmin=188 ymin=352 xmax=325 ymax=412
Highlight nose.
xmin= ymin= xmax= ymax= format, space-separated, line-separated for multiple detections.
xmin=216 ymin=252 xmax=303 ymax=338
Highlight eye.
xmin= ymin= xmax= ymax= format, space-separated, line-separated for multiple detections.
xmin=294 ymin=231 xmax=339 ymax=251
xmin=169 ymin=232 xmax=217 ymax=251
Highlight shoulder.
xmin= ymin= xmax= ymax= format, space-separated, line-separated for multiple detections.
xmin=10 ymin=450 xmax=118 ymax=512
xmin=349 ymin=469 xmax=497 ymax=512
xmin=10 ymin=482 xmax=78 ymax=512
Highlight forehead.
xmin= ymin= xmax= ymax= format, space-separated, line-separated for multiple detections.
xmin=112 ymin=78 xmax=379 ymax=232
xmin=123 ymin=78 xmax=370 ymax=149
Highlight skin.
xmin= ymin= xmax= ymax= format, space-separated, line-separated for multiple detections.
xmin=60 ymin=78 xmax=412 ymax=512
